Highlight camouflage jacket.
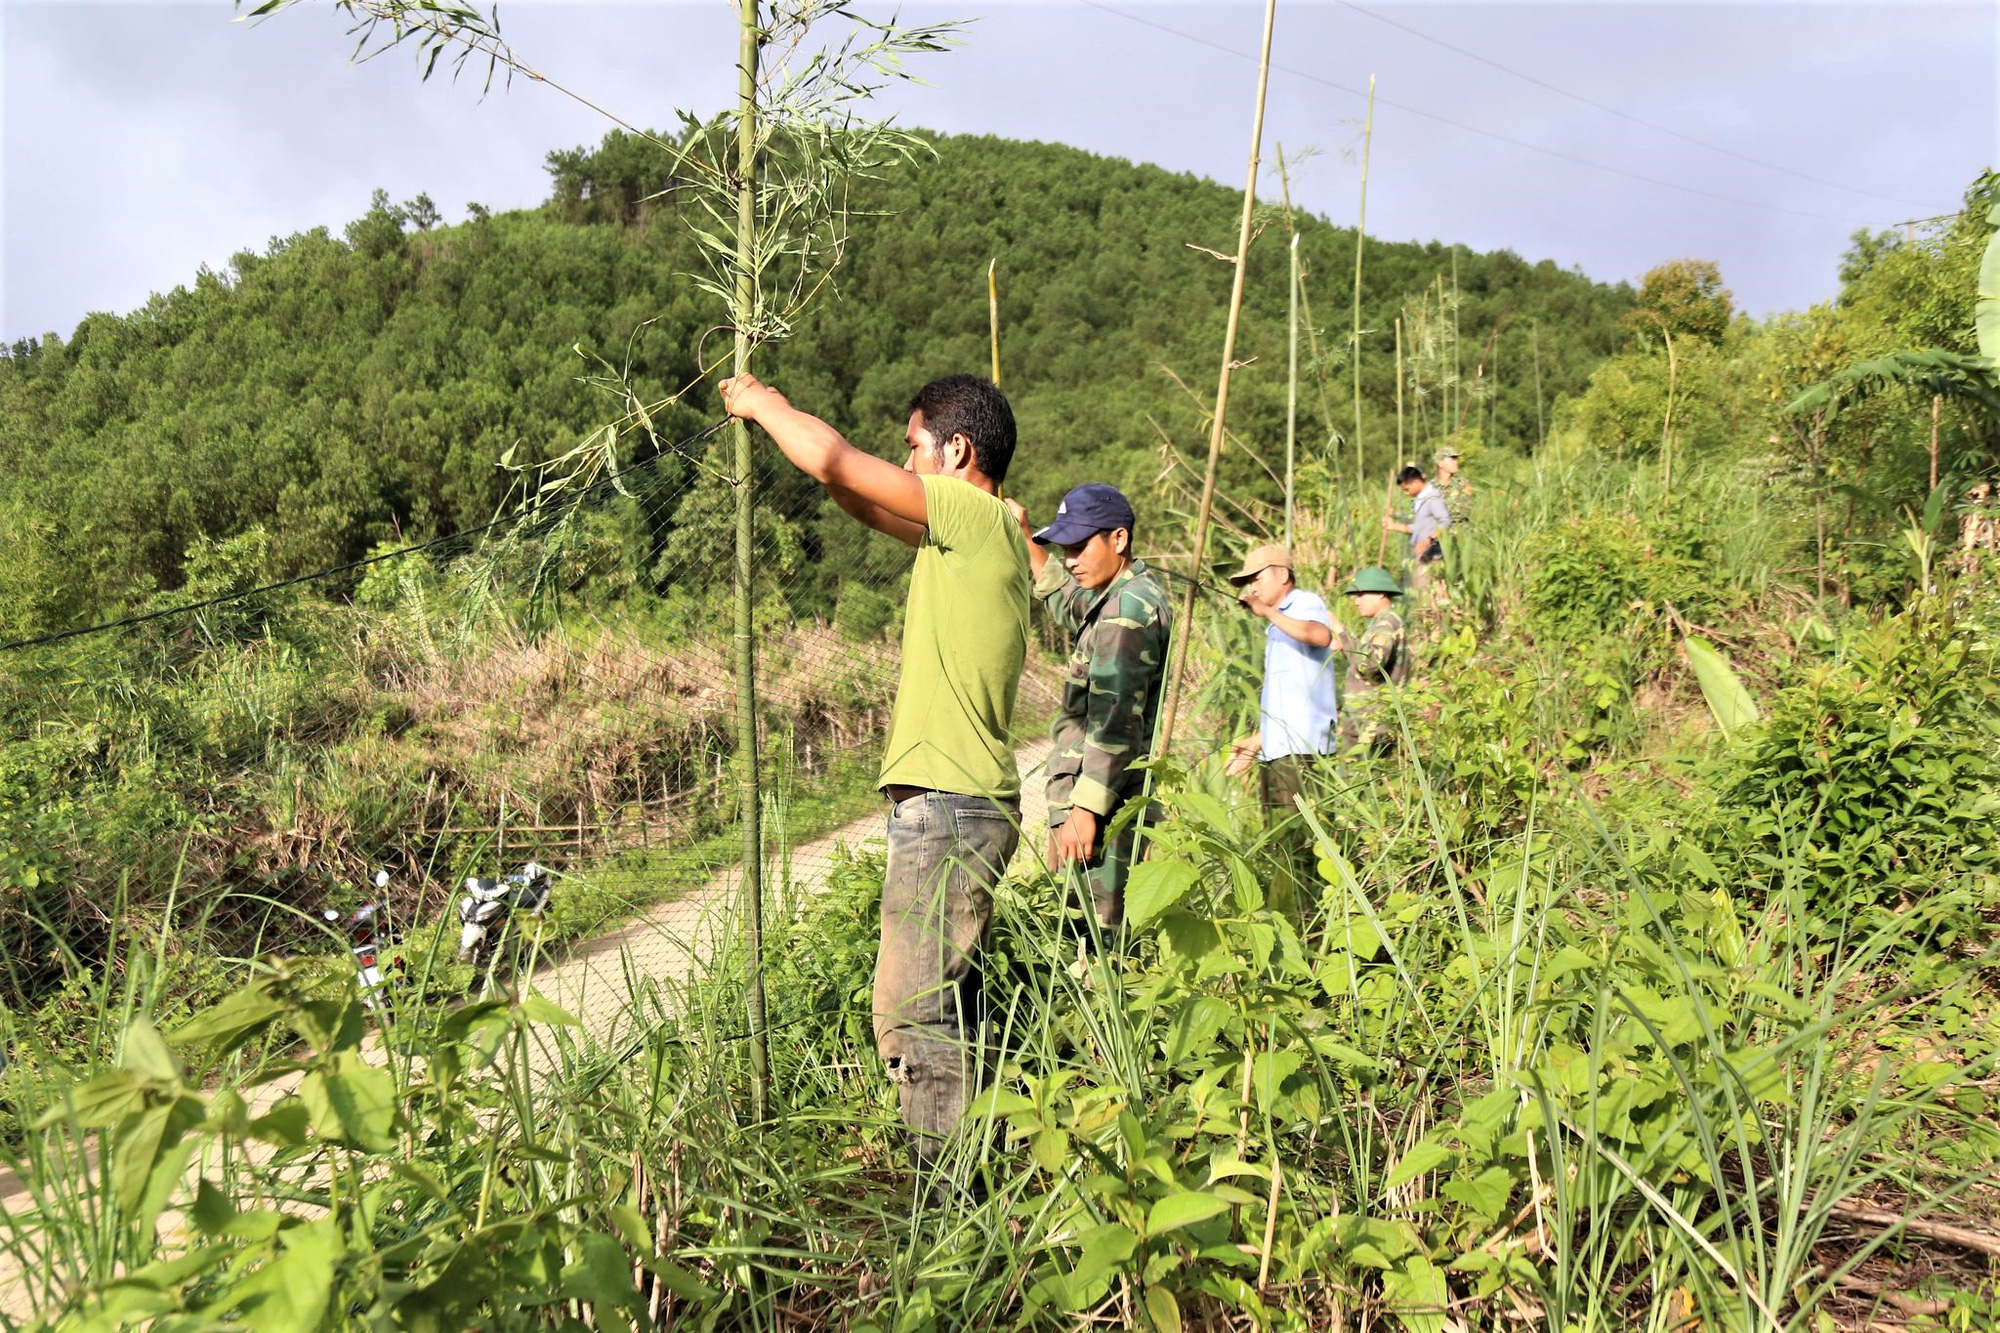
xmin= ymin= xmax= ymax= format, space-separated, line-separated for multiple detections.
xmin=1437 ymin=474 xmax=1473 ymax=527
xmin=1036 ymin=558 xmax=1173 ymax=816
xmin=1341 ymin=607 xmax=1410 ymax=715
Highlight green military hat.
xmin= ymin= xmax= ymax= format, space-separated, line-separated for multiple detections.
xmin=1435 ymin=444 xmax=1462 ymax=460
xmin=1342 ymin=566 xmax=1404 ymax=597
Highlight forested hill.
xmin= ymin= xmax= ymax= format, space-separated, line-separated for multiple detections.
xmin=0 ymin=130 xmax=1632 ymax=634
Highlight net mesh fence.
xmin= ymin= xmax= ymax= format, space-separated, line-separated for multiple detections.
xmin=0 ymin=417 xmax=1274 ymax=1053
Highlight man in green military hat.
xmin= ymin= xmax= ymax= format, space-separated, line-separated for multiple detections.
xmin=1332 ymin=566 xmax=1412 ymax=754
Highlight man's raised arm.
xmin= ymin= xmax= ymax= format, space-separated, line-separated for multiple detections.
xmin=721 ymin=373 xmax=927 ymax=546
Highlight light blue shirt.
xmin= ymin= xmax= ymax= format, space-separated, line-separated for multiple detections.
xmin=1258 ymin=588 xmax=1339 ymax=760
xmin=1409 ymin=483 xmax=1450 ymax=557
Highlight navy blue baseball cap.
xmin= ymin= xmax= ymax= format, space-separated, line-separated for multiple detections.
xmin=1033 ymin=483 xmax=1137 ymax=547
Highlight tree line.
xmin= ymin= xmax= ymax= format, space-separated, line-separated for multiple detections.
xmin=0 ymin=130 xmax=1633 ymax=640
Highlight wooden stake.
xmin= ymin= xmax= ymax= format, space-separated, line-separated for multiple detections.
xmin=1930 ymin=393 xmax=1941 ymax=492
xmin=1351 ymin=74 xmax=1375 ymax=486
xmin=1256 ymin=1155 xmax=1283 ymax=1294
xmin=1156 ymin=0 xmax=1279 ymax=755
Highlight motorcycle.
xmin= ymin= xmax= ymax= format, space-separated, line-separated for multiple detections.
xmin=324 ymin=869 xmax=401 ymax=1011
xmin=456 ymin=862 xmax=554 ymax=964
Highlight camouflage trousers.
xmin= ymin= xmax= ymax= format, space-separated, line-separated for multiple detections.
xmin=873 ymin=790 xmax=1020 ymax=1169
xmin=1048 ymin=799 xmax=1145 ymax=942
xmin=1410 ymin=548 xmax=1447 ymax=610
xmin=1337 ymin=707 xmax=1396 ymax=756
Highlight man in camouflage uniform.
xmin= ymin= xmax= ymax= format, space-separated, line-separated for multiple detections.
xmin=1007 ymin=483 xmax=1172 ymax=936
xmin=1435 ymin=445 xmax=1472 ymax=528
xmin=1434 ymin=445 xmax=1471 ymax=600
xmin=1333 ymin=566 xmax=1412 ymax=754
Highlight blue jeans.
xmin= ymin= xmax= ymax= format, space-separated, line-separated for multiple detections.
xmin=873 ymin=790 xmax=1020 ymax=1166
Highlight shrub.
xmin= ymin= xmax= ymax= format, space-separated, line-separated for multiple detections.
xmin=1721 ymin=596 xmax=2000 ymax=923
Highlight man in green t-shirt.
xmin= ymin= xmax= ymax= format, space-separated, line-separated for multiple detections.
xmin=721 ymin=370 xmax=1029 ymax=1180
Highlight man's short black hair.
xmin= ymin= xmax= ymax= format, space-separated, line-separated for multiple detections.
xmin=908 ymin=375 xmax=1017 ymax=484
xmin=1397 ymin=464 xmax=1427 ymax=485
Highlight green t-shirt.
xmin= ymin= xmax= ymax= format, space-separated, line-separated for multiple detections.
xmin=878 ymin=474 xmax=1031 ymax=799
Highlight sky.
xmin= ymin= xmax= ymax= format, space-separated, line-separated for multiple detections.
xmin=2 ymin=0 xmax=1994 ymax=344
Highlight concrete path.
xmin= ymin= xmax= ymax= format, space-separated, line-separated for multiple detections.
xmin=0 ymin=740 xmax=1054 ymax=1321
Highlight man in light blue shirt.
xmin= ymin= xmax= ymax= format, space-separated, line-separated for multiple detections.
xmin=1223 ymin=543 xmax=1337 ymax=913
xmin=1384 ymin=464 xmax=1451 ymax=602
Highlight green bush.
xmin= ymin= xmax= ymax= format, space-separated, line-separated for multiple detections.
xmin=1521 ymin=514 xmax=1656 ymax=645
xmin=1721 ymin=596 xmax=2000 ymax=923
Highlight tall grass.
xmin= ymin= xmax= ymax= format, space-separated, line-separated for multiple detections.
xmin=5 ymin=693 xmax=1992 ymax=1327
xmin=2 ymin=455 xmax=1993 ymax=1327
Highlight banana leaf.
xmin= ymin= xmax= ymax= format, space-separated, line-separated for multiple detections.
xmin=1685 ymin=636 xmax=1759 ymax=735
xmin=1978 ymin=198 xmax=2000 ymax=367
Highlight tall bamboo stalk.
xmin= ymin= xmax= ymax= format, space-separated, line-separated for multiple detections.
xmin=1531 ymin=319 xmax=1546 ymax=451
xmin=1487 ymin=325 xmax=1499 ymax=444
xmin=1929 ymin=394 xmax=1941 ymax=492
xmin=1350 ymin=74 xmax=1375 ymax=484
xmin=1381 ymin=316 xmax=1404 ymax=563
xmin=988 ymin=258 xmax=1002 ymax=386
xmin=1157 ymin=0 xmax=1278 ymax=754
xmin=1659 ymin=327 xmax=1677 ymax=498
xmin=1449 ymin=249 xmax=1462 ymax=437
xmin=1274 ymin=147 xmax=1342 ymax=484
xmin=731 ymin=0 xmax=770 ymax=1121
xmin=1395 ymin=316 xmax=1406 ymax=471
xmin=1286 ymin=232 xmax=1299 ymax=549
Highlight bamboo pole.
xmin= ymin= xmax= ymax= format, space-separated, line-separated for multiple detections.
xmin=1274 ymin=147 xmax=1342 ymax=485
xmin=1351 ymin=74 xmax=1375 ymax=486
xmin=1929 ymin=394 xmax=1941 ymax=492
xmin=1531 ymin=319 xmax=1546 ymax=451
xmin=1450 ymin=250 xmax=1462 ymax=436
xmin=988 ymin=258 xmax=1002 ymax=387
xmin=1487 ymin=322 xmax=1499 ymax=445
xmin=1286 ymin=232 xmax=1300 ymax=549
xmin=732 ymin=0 xmax=770 ymax=1120
xmin=1660 ymin=327 xmax=1677 ymax=498
xmin=1156 ymin=0 xmax=1279 ymax=755
xmin=1381 ymin=316 xmax=1403 ymax=562
xmin=1395 ymin=316 xmax=1406 ymax=472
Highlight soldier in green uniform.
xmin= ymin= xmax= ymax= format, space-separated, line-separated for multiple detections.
xmin=1435 ymin=445 xmax=1472 ymax=528
xmin=1333 ymin=566 xmax=1412 ymax=754
xmin=1434 ymin=445 xmax=1471 ymax=602
xmin=1007 ymin=483 xmax=1172 ymax=936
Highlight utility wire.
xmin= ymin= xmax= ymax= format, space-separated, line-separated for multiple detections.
xmin=1331 ymin=0 xmax=1930 ymax=211
xmin=1078 ymin=0 xmax=1861 ymax=226
xmin=0 ymin=418 xmax=732 ymax=654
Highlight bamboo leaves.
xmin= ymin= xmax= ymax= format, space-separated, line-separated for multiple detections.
xmin=1684 ymin=635 xmax=1759 ymax=734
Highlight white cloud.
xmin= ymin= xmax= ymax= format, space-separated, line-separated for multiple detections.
xmin=2 ymin=0 xmax=1993 ymax=340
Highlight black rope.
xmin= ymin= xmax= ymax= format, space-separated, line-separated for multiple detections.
xmin=1150 ymin=564 xmax=1240 ymax=602
xmin=0 ymin=418 xmax=732 ymax=654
